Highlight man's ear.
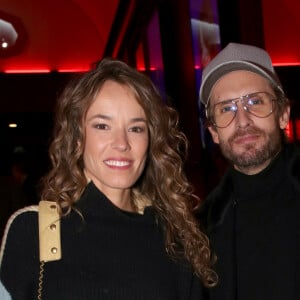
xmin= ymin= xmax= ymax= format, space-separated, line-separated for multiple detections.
xmin=279 ymin=105 xmax=290 ymax=129
xmin=208 ymin=126 xmax=220 ymax=144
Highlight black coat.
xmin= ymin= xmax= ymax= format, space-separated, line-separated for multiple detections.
xmin=199 ymin=143 xmax=300 ymax=300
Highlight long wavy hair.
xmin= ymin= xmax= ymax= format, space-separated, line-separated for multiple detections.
xmin=41 ymin=57 xmax=217 ymax=287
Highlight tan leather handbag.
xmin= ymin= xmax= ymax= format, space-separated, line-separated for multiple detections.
xmin=38 ymin=201 xmax=61 ymax=300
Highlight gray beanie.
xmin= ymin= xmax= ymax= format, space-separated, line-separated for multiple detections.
xmin=199 ymin=43 xmax=283 ymax=106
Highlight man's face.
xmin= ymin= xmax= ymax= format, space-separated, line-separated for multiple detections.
xmin=208 ymin=70 xmax=290 ymax=175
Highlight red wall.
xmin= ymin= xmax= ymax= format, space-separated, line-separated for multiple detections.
xmin=262 ymin=0 xmax=300 ymax=66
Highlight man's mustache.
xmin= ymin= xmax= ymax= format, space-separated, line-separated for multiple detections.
xmin=229 ymin=126 xmax=263 ymax=142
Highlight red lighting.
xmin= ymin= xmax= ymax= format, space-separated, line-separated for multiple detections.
xmin=285 ymin=119 xmax=300 ymax=143
xmin=295 ymin=119 xmax=300 ymax=141
xmin=273 ymin=63 xmax=300 ymax=67
xmin=263 ymin=0 xmax=300 ymax=66
xmin=0 ymin=1 xmax=119 ymax=74
xmin=112 ymin=1 xmax=135 ymax=58
xmin=285 ymin=121 xmax=293 ymax=142
xmin=56 ymin=68 xmax=89 ymax=73
xmin=4 ymin=69 xmax=51 ymax=73
xmin=3 ymin=67 xmax=90 ymax=73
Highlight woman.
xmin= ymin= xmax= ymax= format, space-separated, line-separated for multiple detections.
xmin=0 ymin=58 xmax=217 ymax=299
xmin=0 ymin=280 xmax=11 ymax=300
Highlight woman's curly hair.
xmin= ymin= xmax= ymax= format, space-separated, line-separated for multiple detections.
xmin=41 ymin=57 xmax=217 ymax=287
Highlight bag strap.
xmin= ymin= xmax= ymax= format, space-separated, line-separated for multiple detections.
xmin=38 ymin=200 xmax=61 ymax=262
xmin=38 ymin=201 xmax=62 ymax=299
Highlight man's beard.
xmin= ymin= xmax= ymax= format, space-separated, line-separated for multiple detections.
xmin=219 ymin=126 xmax=282 ymax=172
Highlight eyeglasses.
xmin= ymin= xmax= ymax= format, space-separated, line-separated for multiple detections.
xmin=208 ymin=92 xmax=276 ymax=128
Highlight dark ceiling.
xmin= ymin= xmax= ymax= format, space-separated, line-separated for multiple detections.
xmin=0 ymin=0 xmax=123 ymax=175
xmin=0 ymin=0 xmax=119 ymax=72
xmin=0 ymin=0 xmax=160 ymax=176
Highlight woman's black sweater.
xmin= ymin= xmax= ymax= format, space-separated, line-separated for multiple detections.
xmin=0 ymin=182 xmax=203 ymax=300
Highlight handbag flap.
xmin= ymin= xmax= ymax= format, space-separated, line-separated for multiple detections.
xmin=38 ymin=200 xmax=61 ymax=262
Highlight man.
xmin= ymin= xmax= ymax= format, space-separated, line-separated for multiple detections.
xmin=198 ymin=42 xmax=300 ymax=300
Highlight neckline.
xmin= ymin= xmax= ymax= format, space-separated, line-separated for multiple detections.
xmin=231 ymin=149 xmax=285 ymax=200
xmin=75 ymin=181 xmax=154 ymax=221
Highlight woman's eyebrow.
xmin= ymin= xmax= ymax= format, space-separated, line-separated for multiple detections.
xmin=87 ymin=114 xmax=147 ymax=123
xmin=87 ymin=114 xmax=111 ymax=121
xmin=130 ymin=117 xmax=147 ymax=123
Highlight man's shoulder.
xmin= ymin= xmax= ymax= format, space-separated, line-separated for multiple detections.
xmin=198 ymin=169 xmax=234 ymax=231
xmin=205 ymin=168 xmax=234 ymax=203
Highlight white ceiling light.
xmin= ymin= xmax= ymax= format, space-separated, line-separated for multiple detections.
xmin=0 ymin=18 xmax=18 ymax=49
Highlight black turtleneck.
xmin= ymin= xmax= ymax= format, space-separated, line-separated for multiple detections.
xmin=231 ymin=146 xmax=299 ymax=299
xmin=231 ymin=149 xmax=285 ymax=201
xmin=202 ymin=143 xmax=300 ymax=300
xmin=0 ymin=182 xmax=203 ymax=300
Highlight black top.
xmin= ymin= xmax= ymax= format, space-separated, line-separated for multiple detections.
xmin=199 ymin=143 xmax=300 ymax=300
xmin=0 ymin=182 xmax=203 ymax=300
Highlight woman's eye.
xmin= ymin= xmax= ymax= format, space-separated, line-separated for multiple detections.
xmin=94 ymin=123 xmax=108 ymax=130
xmin=129 ymin=126 xmax=145 ymax=133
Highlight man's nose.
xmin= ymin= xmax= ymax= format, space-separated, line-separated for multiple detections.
xmin=234 ymin=100 xmax=253 ymax=128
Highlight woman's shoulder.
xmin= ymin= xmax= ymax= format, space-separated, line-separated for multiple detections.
xmin=0 ymin=206 xmax=40 ymax=298
xmin=3 ymin=205 xmax=38 ymax=235
xmin=0 ymin=205 xmax=39 ymax=265
xmin=0 ymin=280 xmax=11 ymax=300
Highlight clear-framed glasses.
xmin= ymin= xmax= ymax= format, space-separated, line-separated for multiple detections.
xmin=208 ymin=92 xmax=276 ymax=128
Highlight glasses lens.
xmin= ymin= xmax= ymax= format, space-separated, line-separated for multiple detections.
xmin=213 ymin=100 xmax=237 ymax=128
xmin=211 ymin=92 xmax=275 ymax=128
xmin=244 ymin=92 xmax=274 ymax=118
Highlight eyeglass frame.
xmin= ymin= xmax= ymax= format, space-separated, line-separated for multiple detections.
xmin=205 ymin=91 xmax=277 ymax=128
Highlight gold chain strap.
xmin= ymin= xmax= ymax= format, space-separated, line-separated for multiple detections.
xmin=37 ymin=260 xmax=45 ymax=300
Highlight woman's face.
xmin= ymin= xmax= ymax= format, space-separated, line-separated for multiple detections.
xmin=83 ymin=80 xmax=149 ymax=201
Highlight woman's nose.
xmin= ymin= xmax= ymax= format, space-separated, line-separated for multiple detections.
xmin=111 ymin=130 xmax=130 ymax=151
